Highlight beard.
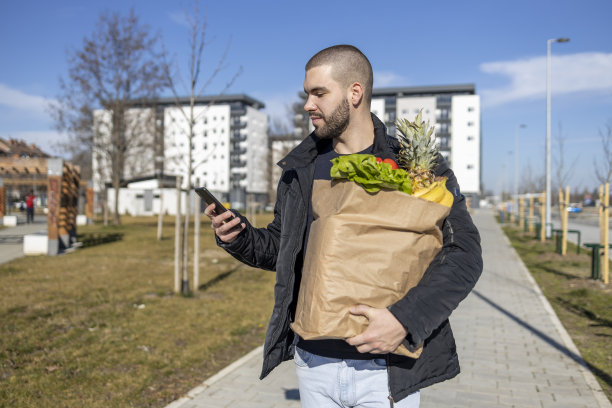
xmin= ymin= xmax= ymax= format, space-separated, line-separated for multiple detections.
xmin=312 ymin=98 xmax=350 ymax=139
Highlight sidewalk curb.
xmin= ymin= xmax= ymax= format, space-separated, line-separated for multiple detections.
xmin=500 ymin=231 xmax=612 ymax=408
xmin=164 ymin=346 xmax=264 ymax=408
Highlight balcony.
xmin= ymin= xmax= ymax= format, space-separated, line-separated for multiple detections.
xmin=230 ymin=173 xmax=247 ymax=182
xmin=230 ymin=107 xmax=246 ymax=116
xmin=231 ymin=119 xmax=247 ymax=129
xmin=232 ymin=133 xmax=246 ymax=142
xmin=231 ymin=159 xmax=247 ymax=168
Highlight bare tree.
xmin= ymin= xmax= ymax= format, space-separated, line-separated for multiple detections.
xmin=50 ymin=9 xmax=168 ymax=225
xmin=553 ymin=122 xmax=579 ymax=200
xmin=594 ymin=121 xmax=612 ymax=185
xmin=520 ymin=159 xmax=545 ymax=194
xmin=163 ymin=0 xmax=241 ymax=294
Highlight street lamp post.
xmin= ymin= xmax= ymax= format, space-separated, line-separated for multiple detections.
xmin=546 ymin=37 xmax=569 ymax=238
xmin=514 ymin=124 xmax=527 ymax=221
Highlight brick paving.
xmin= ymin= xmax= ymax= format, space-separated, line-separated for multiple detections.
xmin=166 ymin=209 xmax=611 ymax=408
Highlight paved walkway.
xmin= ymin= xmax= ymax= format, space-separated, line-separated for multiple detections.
xmin=167 ymin=209 xmax=611 ymax=408
xmin=0 ymin=215 xmax=47 ymax=264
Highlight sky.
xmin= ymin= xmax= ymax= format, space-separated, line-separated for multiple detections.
xmin=1 ymin=0 xmax=611 ymax=196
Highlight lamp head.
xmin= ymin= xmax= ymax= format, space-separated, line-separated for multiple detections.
xmin=556 ymin=38 xmax=570 ymax=43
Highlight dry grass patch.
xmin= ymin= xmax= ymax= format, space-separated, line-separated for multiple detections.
xmin=0 ymin=214 xmax=276 ymax=407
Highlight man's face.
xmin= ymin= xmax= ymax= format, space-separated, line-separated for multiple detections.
xmin=303 ymin=65 xmax=350 ymax=139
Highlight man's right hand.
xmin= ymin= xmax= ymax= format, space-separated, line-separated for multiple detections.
xmin=204 ymin=203 xmax=245 ymax=243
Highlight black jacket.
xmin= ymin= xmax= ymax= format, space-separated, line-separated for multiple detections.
xmin=218 ymin=114 xmax=482 ymax=401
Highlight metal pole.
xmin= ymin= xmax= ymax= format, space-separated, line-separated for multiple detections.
xmin=514 ymin=124 xmax=526 ymax=221
xmin=545 ymin=38 xmax=569 ymax=239
xmin=546 ymin=39 xmax=552 ymax=239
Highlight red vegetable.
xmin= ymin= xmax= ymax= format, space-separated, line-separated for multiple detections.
xmin=376 ymin=157 xmax=383 ymax=164
xmin=383 ymin=158 xmax=399 ymax=170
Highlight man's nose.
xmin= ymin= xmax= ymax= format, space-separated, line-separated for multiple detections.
xmin=304 ymin=96 xmax=316 ymax=112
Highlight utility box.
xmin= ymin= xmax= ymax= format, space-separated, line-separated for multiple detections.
xmin=24 ymin=234 xmax=48 ymax=255
xmin=3 ymin=215 xmax=17 ymax=227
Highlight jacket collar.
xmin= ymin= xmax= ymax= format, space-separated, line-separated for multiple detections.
xmin=277 ymin=113 xmax=396 ymax=170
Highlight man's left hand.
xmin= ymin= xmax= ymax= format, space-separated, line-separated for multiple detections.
xmin=345 ymin=305 xmax=408 ymax=354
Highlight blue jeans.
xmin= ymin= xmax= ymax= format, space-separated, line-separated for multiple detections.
xmin=294 ymin=346 xmax=420 ymax=408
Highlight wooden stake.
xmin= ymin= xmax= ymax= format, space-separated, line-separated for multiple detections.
xmin=562 ymin=186 xmax=569 ymax=255
xmin=599 ymin=185 xmax=604 ymax=281
xmin=519 ymin=197 xmax=525 ymax=229
xmin=529 ymin=196 xmax=535 ymax=233
xmin=604 ymin=183 xmax=609 ymax=284
xmin=540 ymin=191 xmax=546 ymax=242
xmin=174 ymin=176 xmax=182 ymax=294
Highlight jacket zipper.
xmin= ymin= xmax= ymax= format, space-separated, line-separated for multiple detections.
xmin=386 ymin=354 xmax=394 ymax=407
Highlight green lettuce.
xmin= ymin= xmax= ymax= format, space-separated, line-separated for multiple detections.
xmin=330 ymin=154 xmax=413 ymax=194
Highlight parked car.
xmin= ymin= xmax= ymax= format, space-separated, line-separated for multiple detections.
xmin=566 ymin=204 xmax=583 ymax=213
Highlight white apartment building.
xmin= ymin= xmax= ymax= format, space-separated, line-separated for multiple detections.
xmin=93 ymin=94 xmax=268 ymax=211
xmin=372 ymin=85 xmax=481 ymax=203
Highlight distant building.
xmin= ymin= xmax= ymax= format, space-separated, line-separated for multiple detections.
xmin=372 ymin=84 xmax=481 ymax=203
xmin=0 ymin=138 xmax=51 ymax=207
xmin=93 ymin=94 xmax=268 ymax=210
xmin=0 ymin=138 xmax=50 ymax=158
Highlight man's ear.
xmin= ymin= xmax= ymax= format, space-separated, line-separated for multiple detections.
xmin=348 ymin=82 xmax=364 ymax=108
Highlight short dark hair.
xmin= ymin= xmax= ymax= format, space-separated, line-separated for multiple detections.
xmin=306 ymin=45 xmax=373 ymax=106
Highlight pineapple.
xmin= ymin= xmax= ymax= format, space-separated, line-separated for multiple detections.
xmin=395 ymin=110 xmax=439 ymax=191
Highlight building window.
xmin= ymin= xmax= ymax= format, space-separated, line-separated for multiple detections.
xmin=467 ymin=121 xmax=474 ymax=127
xmin=204 ymin=130 xmax=208 ymax=137
xmin=468 ymin=107 xmax=474 ymax=112
xmin=467 ymin=135 xmax=474 ymax=141
xmin=467 ymin=164 xmax=474 ymax=169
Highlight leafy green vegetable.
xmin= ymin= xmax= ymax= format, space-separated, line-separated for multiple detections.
xmin=330 ymin=154 xmax=413 ymax=194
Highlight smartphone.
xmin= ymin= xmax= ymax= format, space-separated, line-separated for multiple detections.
xmin=195 ymin=187 xmax=230 ymax=216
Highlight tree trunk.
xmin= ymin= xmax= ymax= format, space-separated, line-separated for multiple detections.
xmin=181 ymin=178 xmax=190 ymax=294
xmin=157 ymin=190 xmax=163 ymax=240
xmin=174 ymin=177 xmax=182 ymax=293
xmin=112 ymin=171 xmax=121 ymax=225
xmin=193 ymin=177 xmax=201 ymax=291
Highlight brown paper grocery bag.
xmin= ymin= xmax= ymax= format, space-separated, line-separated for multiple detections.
xmin=291 ymin=179 xmax=451 ymax=358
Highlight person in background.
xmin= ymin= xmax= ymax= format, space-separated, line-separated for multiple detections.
xmin=25 ymin=191 xmax=35 ymax=223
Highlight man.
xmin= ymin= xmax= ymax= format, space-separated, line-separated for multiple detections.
xmin=25 ymin=191 xmax=35 ymax=223
xmin=205 ymin=45 xmax=482 ymax=407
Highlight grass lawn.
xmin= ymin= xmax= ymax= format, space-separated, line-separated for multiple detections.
xmin=501 ymin=223 xmax=612 ymax=402
xmin=0 ymin=214 xmax=276 ymax=407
